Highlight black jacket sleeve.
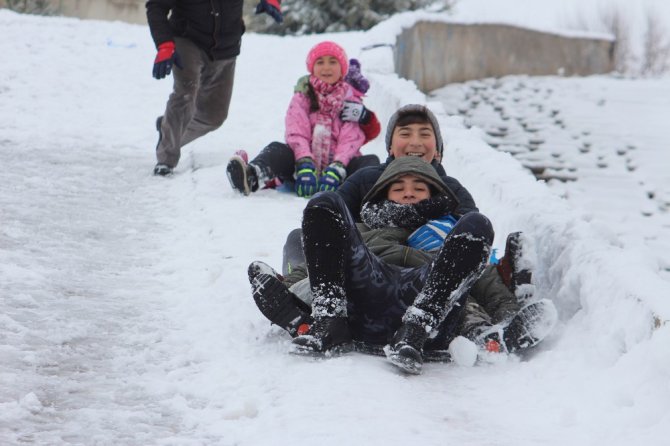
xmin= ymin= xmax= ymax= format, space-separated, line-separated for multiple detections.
xmin=432 ymin=160 xmax=478 ymax=215
xmin=443 ymin=176 xmax=478 ymax=215
xmin=146 ymin=0 xmax=176 ymax=48
xmin=335 ymin=165 xmax=383 ymax=221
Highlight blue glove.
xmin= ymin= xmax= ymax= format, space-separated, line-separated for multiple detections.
xmin=255 ymin=0 xmax=283 ymax=24
xmin=295 ymin=158 xmax=318 ymax=197
xmin=318 ymin=162 xmax=346 ymax=192
xmin=407 ymin=215 xmax=458 ymax=252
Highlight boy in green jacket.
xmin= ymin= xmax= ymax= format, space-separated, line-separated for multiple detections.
xmin=248 ymin=157 xmax=557 ymax=373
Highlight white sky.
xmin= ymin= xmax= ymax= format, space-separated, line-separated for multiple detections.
xmin=1 ymin=1 xmax=669 ymax=444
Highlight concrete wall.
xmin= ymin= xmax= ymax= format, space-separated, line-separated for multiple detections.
xmin=55 ymin=0 xmax=146 ymax=24
xmin=395 ymin=21 xmax=615 ymax=92
xmin=0 ymin=0 xmax=146 ymax=24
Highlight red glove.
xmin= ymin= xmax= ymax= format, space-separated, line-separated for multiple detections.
xmin=361 ymin=110 xmax=381 ymax=144
xmin=153 ymin=41 xmax=183 ymax=79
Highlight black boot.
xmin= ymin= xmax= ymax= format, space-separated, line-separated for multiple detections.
xmin=153 ymin=163 xmax=173 ymax=176
xmin=152 ymin=117 xmax=173 ymax=176
xmin=385 ymin=322 xmax=430 ymax=375
xmin=248 ymin=261 xmax=313 ymax=337
xmin=476 ymin=299 xmax=558 ymax=353
xmin=497 ymin=232 xmax=533 ymax=301
xmin=502 ymin=299 xmax=557 ymax=352
xmin=291 ymin=316 xmax=352 ymax=356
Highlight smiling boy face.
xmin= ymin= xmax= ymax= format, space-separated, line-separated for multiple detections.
xmin=386 ymin=174 xmax=432 ymax=204
xmin=389 ymin=123 xmax=438 ymax=162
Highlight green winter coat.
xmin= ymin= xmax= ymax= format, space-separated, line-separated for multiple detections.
xmin=356 ymin=224 xmax=432 ymax=267
xmin=359 ymin=156 xmax=521 ymax=338
xmin=356 ymin=156 xmax=456 ymax=267
xmin=288 ymin=156 xmax=521 ymax=342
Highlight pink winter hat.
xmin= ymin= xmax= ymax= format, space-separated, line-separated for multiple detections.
xmin=305 ymin=41 xmax=349 ymax=76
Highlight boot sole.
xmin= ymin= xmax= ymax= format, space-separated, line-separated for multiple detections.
xmin=251 ymin=274 xmax=311 ymax=336
xmin=506 ymin=231 xmax=532 ymax=292
xmin=504 ymin=299 xmax=558 ymax=352
xmin=153 ymin=164 xmax=173 ymax=176
xmin=352 ymin=341 xmax=451 ymax=363
xmin=227 ymin=155 xmax=250 ymax=196
xmin=384 ymin=345 xmax=423 ymax=375
xmin=248 ymin=261 xmax=312 ymax=336
xmin=289 ymin=342 xmax=353 ymax=358
xmin=385 ymin=352 xmax=423 ymax=375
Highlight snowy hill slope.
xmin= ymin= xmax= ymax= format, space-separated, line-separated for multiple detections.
xmin=1 ymin=8 xmax=669 ymax=445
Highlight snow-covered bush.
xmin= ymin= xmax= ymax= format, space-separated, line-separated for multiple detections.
xmin=247 ymin=0 xmax=449 ymax=35
xmin=3 ymin=0 xmax=54 ymax=15
xmin=641 ymin=12 xmax=670 ymax=76
xmin=566 ymin=3 xmax=670 ymax=77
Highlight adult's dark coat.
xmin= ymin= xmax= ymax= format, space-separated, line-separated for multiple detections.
xmin=146 ymin=0 xmax=245 ymax=60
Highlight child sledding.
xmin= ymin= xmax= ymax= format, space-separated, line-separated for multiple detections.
xmin=245 ymin=104 xmax=557 ymax=374
xmin=227 ymin=40 xmax=381 ymax=197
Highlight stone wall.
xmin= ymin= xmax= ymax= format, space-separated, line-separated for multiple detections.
xmin=395 ymin=21 xmax=615 ymax=92
xmin=56 ymin=0 xmax=146 ymax=24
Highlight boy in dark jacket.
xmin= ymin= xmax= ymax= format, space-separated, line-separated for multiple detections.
xmin=335 ymin=104 xmax=477 ymax=220
xmin=249 ymin=156 xmax=557 ymax=374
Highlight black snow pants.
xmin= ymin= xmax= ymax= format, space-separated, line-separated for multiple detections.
xmin=251 ymin=141 xmax=379 ymax=185
xmin=301 ymin=192 xmax=494 ymax=347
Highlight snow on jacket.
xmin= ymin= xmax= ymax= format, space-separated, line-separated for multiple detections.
xmin=284 ymin=77 xmax=365 ymax=168
xmin=355 ymin=156 xmax=454 ymax=267
xmin=286 ymin=156 xmax=518 ymax=340
xmin=288 ymin=217 xmax=519 ymax=339
xmin=357 ymin=157 xmax=520 ymax=335
xmin=146 ymin=0 xmax=245 ymax=60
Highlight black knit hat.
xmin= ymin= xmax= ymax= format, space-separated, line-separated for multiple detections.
xmin=385 ymin=104 xmax=444 ymax=157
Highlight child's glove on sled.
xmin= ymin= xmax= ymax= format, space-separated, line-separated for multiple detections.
xmin=255 ymin=0 xmax=283 ymax=24
xmin=318 ymin=162 xmax=347 ymax=192
xmin=295 ymin=158 xmax=318 ymax=197
xmin=407 ymin=215 xmax=458 ymax=252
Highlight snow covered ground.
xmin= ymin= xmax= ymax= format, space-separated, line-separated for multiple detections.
xmin=433 ymin=75 xmax=670 ymax=280
xmin=1 ymin=2 xmax=669 ymax=445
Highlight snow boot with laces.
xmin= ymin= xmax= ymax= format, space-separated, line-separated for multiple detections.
xmin=290 ymin=316 xmax=352 ymax=356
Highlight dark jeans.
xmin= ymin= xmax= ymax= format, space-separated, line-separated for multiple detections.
xmin=251 ymin=141 xmax=379 ymax=184
xmin=301 ymin=192 xmax=494 ymax=347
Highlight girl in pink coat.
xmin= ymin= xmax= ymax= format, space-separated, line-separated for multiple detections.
xmin=227 ymin=41 xmax=380 ymax=197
